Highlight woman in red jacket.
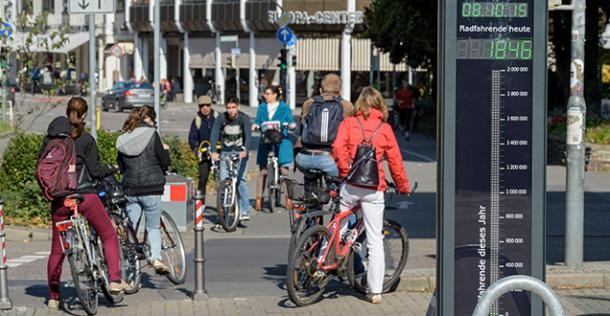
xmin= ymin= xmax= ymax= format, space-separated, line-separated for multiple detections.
xmin=332 ymin=87 xmax=410 ymax=304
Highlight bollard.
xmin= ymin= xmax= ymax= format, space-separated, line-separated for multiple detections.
xmin=0 ymin=198 xmax=12 ymax=309
xmin=192 ymin=191 xmax=208 ymax=300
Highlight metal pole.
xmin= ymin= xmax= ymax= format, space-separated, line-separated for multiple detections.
xmin=88 ymin=14 xmax=97 ymax=139
xmin=472 ymin=276 xmax=565 ymax=316
xmin=0 ymin=197 xmax=12 ymax=310
xmin=153 ymin=0 xmax=161 ymax=131
xmin=341 ymin=0 xmax=355 ymax=102
xmin=1 ymin=61 xmax=6 ymax=123
xmin=215 ymin=33 xmax=224 ymax=106
xmin=565 ymin=0 xmax=586 ymax=267
xmin=249 ymin=32 xmax=257 ymax=107
xmin=192 ymin=191 xmax=208 ymax=300
xmin=183 ymin=32 xmax=193 ymax=103
xmin=287 ymin=47 xmax=296 ymax=109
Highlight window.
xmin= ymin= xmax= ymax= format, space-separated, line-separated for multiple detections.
xmin=42 ymin=0 xmax=54 ymax=12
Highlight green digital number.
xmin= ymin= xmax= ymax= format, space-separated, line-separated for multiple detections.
xmin=472 ymin=3 xmax=482 ymax=17
xmin=462 ymin=3 xmax=471 ymax=17
xmin=493 ymin=40 xmax=507 ymax=60
xmin=508 ymin=40 xmax=520 ymax=59
xmin=520 ymin=40 xmax=533 ymax=60
xmin=517 ymin=3 xmax=528 ymax=17
xmin=494 ymin=3 xmax=505 ymax=17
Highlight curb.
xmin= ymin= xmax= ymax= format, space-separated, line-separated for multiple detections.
xmin=4 ymin=226 xmax=51 ymax=242
xmin=397 ymin=262 xmax=610 ymax=292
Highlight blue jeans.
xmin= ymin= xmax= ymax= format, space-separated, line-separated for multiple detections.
xmin=219 ymin=152 xmax=250 ymax=215
xmin=295 ymin=152 xmax=338 ymax=177
xmin=126 ymin=195 xmax=162 ymax=261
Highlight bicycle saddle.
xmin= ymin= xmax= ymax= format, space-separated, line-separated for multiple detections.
xmin=65 ymin=193 xmax=85 ymax=204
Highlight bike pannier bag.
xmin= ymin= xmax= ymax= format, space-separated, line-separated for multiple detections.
xmin=36 ymin=135 xmax=78 ymax=201
xmin=346 ymin=119 xmax=384 ymax=189
xmin=301 ymin=95 xmax=343 ymax=147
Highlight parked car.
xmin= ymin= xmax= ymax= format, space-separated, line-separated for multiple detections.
xmin=102 ymin=81 xmax=164 ymax=112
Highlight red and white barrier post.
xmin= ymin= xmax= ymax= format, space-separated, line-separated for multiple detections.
xmin=192 ymin=191 xmax=208 ymax=300
xmin=0 ymin=197 xmax=12 ymax=309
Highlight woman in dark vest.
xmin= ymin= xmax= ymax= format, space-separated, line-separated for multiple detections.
xmin=116 ymin=106 xmax=171 ymax=274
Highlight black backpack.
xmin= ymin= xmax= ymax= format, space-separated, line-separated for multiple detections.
xmin=301 ymin=95 xmax=343 ymax=147
xmin=346 ymin=119 xmax=384 ymax=189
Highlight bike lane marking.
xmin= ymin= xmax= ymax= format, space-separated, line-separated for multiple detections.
xmin=400 ymin=149 xmax=435 ymax=162
xmin=6 ymin=252 xmax=50 ymax=268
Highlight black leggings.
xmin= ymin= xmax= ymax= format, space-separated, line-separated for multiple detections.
xmin=198 ymin=160 xmax=212 ymax=202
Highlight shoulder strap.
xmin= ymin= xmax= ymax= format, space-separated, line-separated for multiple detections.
xmin=195 ymin=116 xmax=201 ymax=129
xmin=355 ymin=118 xmax=384 ymax=144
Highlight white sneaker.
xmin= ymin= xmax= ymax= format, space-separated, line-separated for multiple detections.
xmin=152 ymin=260 xmax=170 ymax=275
xmin=369 ymin=294 xmax=382 ymax=304
xmin=47 ymin=299 xmax=61 ymax=310
xmin=240 ymin=213 xmax=250 ymax=221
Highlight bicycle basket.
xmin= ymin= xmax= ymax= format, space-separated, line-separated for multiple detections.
xmin=262 ymin=129 xmax=283 ymax=145
xmin=286 ymin=180 xmax=331 ymax=205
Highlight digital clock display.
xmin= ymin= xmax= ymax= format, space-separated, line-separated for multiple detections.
xmin=457 ymin=38 xmax=532 ymax=60
xmin=462 ymin=2 xmax=528 ymax=18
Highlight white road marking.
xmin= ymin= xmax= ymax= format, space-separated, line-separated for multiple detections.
xmin=5 ymin=254 xmax=49 ymax=268
xmin=400 ymin=149 xmax=435 ymax=162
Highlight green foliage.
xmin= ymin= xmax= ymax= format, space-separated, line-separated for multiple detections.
xmin=162 ymin=135 xmax=199 ymax=180
xmin=364 ymin=0 xmax=437 ymax=68
xmin=96 ymin=129 xmax=120 ymax=166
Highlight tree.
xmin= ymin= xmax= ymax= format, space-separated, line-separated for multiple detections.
xmin=0 ymin=0 xmax=68 ymax=129
xmin=364 ymin=0 xmax=437 ymax=68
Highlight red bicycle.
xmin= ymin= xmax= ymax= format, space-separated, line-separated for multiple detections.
xmin=286 ymin=187 xmax=410 ymax=306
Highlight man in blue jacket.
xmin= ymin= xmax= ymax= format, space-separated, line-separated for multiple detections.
xmin=188 ymin=95 xmax=217 ymax=203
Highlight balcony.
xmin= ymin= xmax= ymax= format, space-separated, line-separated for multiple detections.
xmin=246 ymin=0 xmax=277 ymax=32
xmin=211 ymin=0 xmax=242 ymax=33
xmin=130 ymin=2 xmax=153 ymax=32
xmin=180 ymin=1 xmax=211 ymax=32
xmin=160 ymin=2 xmax=181 ymax=32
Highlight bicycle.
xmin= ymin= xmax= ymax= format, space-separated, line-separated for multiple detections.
xmin=95 ymin=175 xmax=187 ymax=291
xmin=213 ymin=152 xmax=243 ymax=232
xmin=260 ymin=122 xmax=291 ymax=213
xmin=286 ymin=182 xmax=412 ymax=306
xmin=55 ymin=194 xmax=124 ymax=315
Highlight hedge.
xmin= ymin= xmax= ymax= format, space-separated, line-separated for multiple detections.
xmin=0 ymin=130 xmax=198 ymax=226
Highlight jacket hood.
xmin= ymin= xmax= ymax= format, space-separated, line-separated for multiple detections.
xmin=47 ymin=116 xmax=72 ymax=137
xmin=356 ymin=108 xmax=385 ymax=120
xmin=116 ymin=126 xmax=156 ymax=156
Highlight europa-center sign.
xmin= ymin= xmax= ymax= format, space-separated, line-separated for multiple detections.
xmin=267 ymin=10 xmax=364 ymax=25
xmin=438 ymin=1 xmax=547 ymax=315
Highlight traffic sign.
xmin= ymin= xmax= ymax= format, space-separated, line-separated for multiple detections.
xmin=285 ymin=34 xmax=297 ymax=49
xmin=0 ymin=22 xmax=13 ymax=39
xmin=110 ymin=44 xmax=123 ymax=58
xmin=276 ymin=27 xmax=295 ymax=44
xmin=231 ymin=47 xmax=241 ymax=56
xmin=68 ymin=0 xmax=115 ymax=14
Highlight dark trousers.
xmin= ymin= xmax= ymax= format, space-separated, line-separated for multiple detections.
xmin=47 ymin=194 xmax=121 ymax=300
xmin=198 ymin=160 xmax=212 ymax=202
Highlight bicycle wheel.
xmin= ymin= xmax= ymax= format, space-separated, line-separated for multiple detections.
xmin=110 ymin=213 xmax=141 ymax=294
xmin=288 ymin=214 xmax=323 ymax=263
xmin=267 ymin=164 xmax=278 ymax=213
xmin=347 ymin=219 xmax=409 ymax=294
xmin=95 ymin=236 xmax=125 ymax=304
xmin=67 ymin=232 xmax=98 ymax=315
xmin=217 ymin=179 xmax=240 ymax=232
xmin=286 ymin=225 xmax=332 ymax=306
xmin=159 ymin=210 xmax=187 ymax=284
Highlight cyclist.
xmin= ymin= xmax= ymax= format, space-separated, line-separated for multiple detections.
xmin=209 ymin=96 xmax=252 ymax=220
xmin=332 ymin=87 xmax=410 ymax=305
xmin=252 ymin=85 xmax=296 ymax=212
xmin=116 ymin=106 xmax=171 ymax=275
xmin=188 ymin=95 xmax=217 ymax=203
xmin=295 ymin=73 xmax=353 ymax=187
xmin=43 ymin=97 xmax=130 ymax=309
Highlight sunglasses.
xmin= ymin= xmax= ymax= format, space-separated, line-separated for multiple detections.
xmin=200 ymin=104 xmax=212 ymax=107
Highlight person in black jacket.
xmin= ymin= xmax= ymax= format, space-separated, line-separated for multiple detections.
xmin=188 ymin=95 xmax=216 ymax=203
xmin=44 ymin=97 xmax=130 ymax=310
xmin=116 ymin=105 xmax=171 ymax=274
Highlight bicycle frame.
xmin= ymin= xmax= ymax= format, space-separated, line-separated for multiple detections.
xmin=219 ymin=154 xmax=241 ymax=210
xmin=314 ymin=205 xmax=363 ymax=272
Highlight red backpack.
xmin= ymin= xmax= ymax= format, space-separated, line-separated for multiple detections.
xmin=36 ymin=136 xmax=78 ymax=201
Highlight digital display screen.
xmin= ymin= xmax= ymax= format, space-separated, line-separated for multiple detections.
xmin=462 ymin=2 xmax=528 ymax=18
xmin=457 ymin=38 xmax=533 ymax=60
